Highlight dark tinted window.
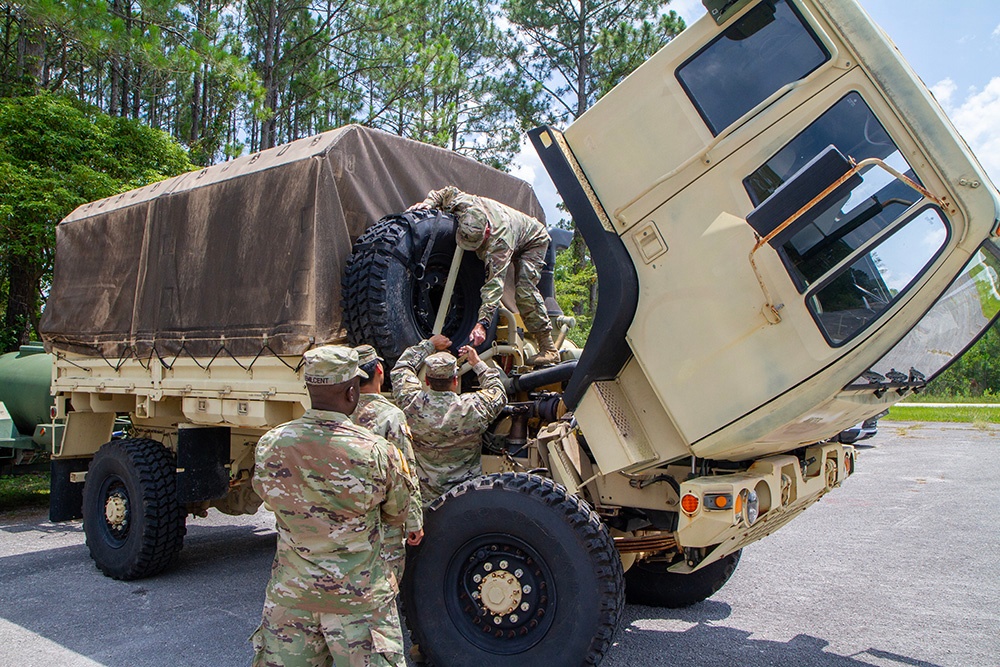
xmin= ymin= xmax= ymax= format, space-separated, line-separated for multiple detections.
xmin=809 ymin=207 xmax=948 ymax=345
xmin=747 ymin=93 xmax=924 ymax=292
xmin=745 ymin=93 xmax=913 ymax=205
xmin=677 ymin=0 xmax=829 ymax=135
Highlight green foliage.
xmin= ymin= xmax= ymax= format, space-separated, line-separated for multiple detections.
xmin=592 ymin=11 xmax=686 ymax=99
xmin=924 ymin=324 xmax=1000 ymax=398
xmin=554 ymin=247 xmax=596 ymax=346
xmin=503 ymin=0 xmax=685 ymax=123
xmin=0 ymin=93 xmax=192 ymax=350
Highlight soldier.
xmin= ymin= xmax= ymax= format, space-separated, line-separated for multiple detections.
xmin=353 ymin=344 xmax=424 ymax=584
xmin=251 ymin=345 xmax=412 ymax=667
xmin=409 ymin=186 xmax=560 ymax=366
xmin=391 ymin=334 xmax=507 ymax=502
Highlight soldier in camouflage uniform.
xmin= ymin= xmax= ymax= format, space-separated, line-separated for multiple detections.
xmin=353 ymin=344 xmax=423 ymax=584
xmin=391 ymin=334 xmax=507 ymax=503
xmin=409 ymin=186 xmax=560 ymax=366
xmin=251 ymin=345 xmax=413 ymax=667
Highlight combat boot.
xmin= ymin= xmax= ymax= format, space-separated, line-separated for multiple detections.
xmin=526 ymin=331 xmax=560 ymax=366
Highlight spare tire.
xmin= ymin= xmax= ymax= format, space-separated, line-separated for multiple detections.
xmin=342 ymin=210 xmax=484 ymax=365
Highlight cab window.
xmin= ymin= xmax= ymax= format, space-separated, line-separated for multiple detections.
xmin=807 ymin=207 xmax=948 ymax=344
xmin=744 ymin=91 xmax=951 ymax=345
xmin=746 ymin=92 xmax=924 ymax=292
xmin=677 ymin=0 xmax=830 ymax=136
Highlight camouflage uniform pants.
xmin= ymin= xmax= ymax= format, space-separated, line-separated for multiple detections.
xmin=513 ymin=236 xmax=551 ymax=335
xmin=251 ymin=597 xmax=404 ymax=667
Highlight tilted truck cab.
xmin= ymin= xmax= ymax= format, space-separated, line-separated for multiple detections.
xmin=523 ymin=0 xmax=1000 ymax=570
xmin=37 ymin=1 xmax=999 ymax=665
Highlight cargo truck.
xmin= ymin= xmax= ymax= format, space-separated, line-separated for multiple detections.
xmin=34 ymin=1 xmax=1000 ymax=665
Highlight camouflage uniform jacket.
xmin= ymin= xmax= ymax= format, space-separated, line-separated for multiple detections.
xmin=252 ymin=408 xmax=412 ymax=614
xmin=354 ymin=393 xmax=423 ymax=558
xmin=422 ymin=186 xmax=549 ymax=324
xmin=391 ymin=339 xmax=507 ymax=502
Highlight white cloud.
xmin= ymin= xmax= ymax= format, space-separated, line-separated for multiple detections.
xmin=930 ymin=78 xmax=957 ymax=107
xmin=993 ymin=23 xmax=1000 ymax=38
xmin=936 ymin=77 xmax=1000 ymax=185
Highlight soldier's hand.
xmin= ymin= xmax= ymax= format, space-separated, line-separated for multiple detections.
xmin=459 ymin=345 xmax=481 ymax=367
xmin=407 ymin=201 xmax=430 ymax=211
xmin=469 ymin=323 xmax=487 ymax=346
xmin=429 ymin=334 xmax=451 ymax=350
xmin=407 ymin=529 xmax=424 ymax=546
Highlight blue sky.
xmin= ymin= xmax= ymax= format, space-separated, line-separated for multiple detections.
xmin=514 ymin=0 xmax=1000 ymax=225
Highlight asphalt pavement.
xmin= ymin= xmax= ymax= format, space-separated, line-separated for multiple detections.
xmin=1 ymin=422 xmax=997 ymax=667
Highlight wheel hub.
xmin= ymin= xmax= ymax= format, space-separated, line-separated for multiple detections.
xmin=479 ymin=570 xmax=523 ymax=615
xmin=451 ymin=538 xmax=554 ymax=652
xmin=105 ymin=493 xmax=128 ymax=528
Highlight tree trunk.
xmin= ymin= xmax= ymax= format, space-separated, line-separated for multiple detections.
xmin=190 ymin=0 xmax=206 ymax=146
xmin=259 ymin=0 xmax=280 ymax=149
xmin=15 ymin=12 xmax=45 ymax=92
xmin=3 ymin=258 xmax=40 ymax=351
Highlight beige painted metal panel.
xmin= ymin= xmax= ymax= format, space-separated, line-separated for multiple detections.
xmin=563 ymin=0 xmax=1000 ymax=459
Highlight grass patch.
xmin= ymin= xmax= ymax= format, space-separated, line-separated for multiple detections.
xmin=0 ymin=471 xmax=50 ymax=512
xmin=901 ymin=394 xmax=1000 ymax=404
xmin=884 ymin=405 xmax=1000 ymax=423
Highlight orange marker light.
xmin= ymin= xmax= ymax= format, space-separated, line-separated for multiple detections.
xmin=714 ymin=495 xmax=728 ymax=508
xmin=681 ymin=493 xmax=700 ymax=514
xmin=734 ymin=492 xmax=743 ymax=515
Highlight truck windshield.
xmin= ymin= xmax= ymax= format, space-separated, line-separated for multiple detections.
xmin=677 ymin=0 xmax=830 ymax=135
xmin=849 ymin=242 xmax=1000 ymax=386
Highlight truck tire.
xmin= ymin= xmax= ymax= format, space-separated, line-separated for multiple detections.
xmin=402 ymin=473 xmax=624 ymax=667
xmin=82 ymin=438 xmax=186 ymax=580
xmin=624 ymin=550 xmax=741 ymax=608
xmin=342 ymin=210 xmax=484 ymax=364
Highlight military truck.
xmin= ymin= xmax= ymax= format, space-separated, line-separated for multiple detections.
xmin=37 ymin=0 xmax=1000 ymax=665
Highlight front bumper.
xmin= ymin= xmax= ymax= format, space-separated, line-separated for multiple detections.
xmin=673 ymin=441 xmax=855 ymax=572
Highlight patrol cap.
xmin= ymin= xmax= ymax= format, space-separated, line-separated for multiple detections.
xmin=303 ymin=345 xmax=368 ymax=385
xmin=455 ymin=207 xmax=489 ymax=251
xmin=425 ymin=351 xmax=458 ymax=380
xmin=354 ymin=344 xmax=383 ymax=366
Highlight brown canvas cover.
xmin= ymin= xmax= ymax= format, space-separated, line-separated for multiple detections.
xmin=40 ymin=125 xmax=544 ymax=359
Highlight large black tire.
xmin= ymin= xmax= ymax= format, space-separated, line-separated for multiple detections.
xmin=624 ymin=549 xmax=741 ymax=608
xmin=402 ymin=473 xmax=624 ymax=667
xmin=82 ymin=438 xmax=186 ymax=580
xmin=342 ymin=210 xmax=484 ymax=364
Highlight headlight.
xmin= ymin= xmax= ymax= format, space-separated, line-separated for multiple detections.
xmin=739 ymin=488 xmax=760 ymax=525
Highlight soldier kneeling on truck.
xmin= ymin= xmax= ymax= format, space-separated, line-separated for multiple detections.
xmin=409 ymin=186 xmax=560 ymax=366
